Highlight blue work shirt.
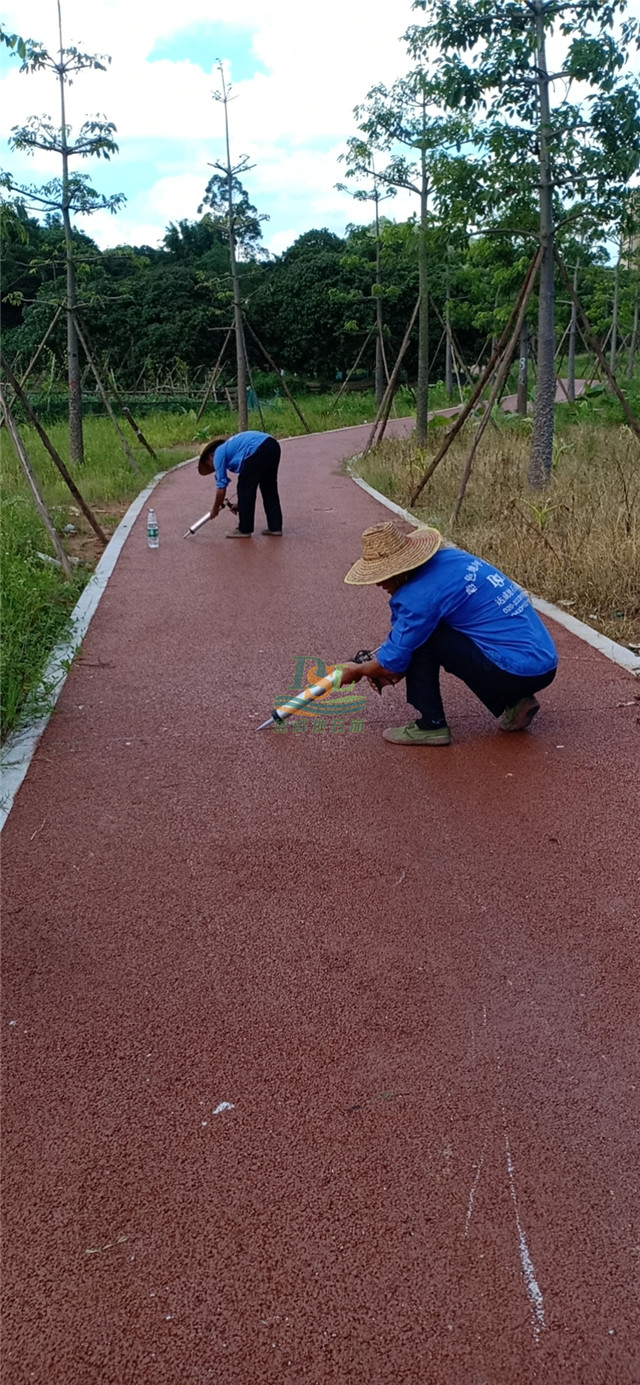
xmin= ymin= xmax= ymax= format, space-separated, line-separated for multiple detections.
xmin=377 ymin=547 xmax=558 ymax=677
xmin=214 ymin=432 xmax=270 ymax=488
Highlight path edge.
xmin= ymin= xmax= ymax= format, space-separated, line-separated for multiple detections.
xmin=349 ymin=469 xmax=640 ymax=677
xmin=0 ymin=457 xmax=195 ymax=833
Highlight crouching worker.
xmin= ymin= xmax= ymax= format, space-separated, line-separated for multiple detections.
xmin=339 ymin=522 xmax=558 ymax=746
xmin=198 ymin=431 xmax=283 ymax=538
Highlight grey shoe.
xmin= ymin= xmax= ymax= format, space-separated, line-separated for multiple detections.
xmin=500 ymin=696 xmax=540 ymax=731
xmin=261 ymin=528 xmax=282 ymax=536
xmin=226 ymin=529 xmax=252 ymax=538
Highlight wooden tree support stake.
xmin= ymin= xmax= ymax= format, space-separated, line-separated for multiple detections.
xmin=450 ymin=261 xmax=540 ymax=525
xmin=0 ymin=352 xmax=109 ymax=546
xmin=105 ymin=369 xmax=157 ymax=458
xmin=409 ymin=248 xmax=543 ymax=506
xmin=330 ymin=327 xmax=376 ymax=411
xmin=74 ymin=317 xmax=140 ymax=473
xmin=245 ymin=351 xmax=266 ymax=431
xmin=195 ymin=322 xmax=234 ymax=424
xmin=121 ymin=407 xmax=156 ymax=458
xmin=0 ymin=305 xmax=64 ymax=432
xmin=555 ymin=251 xmax=640 ymax=442
xmin=0 ymin=385 xmax=74 ymax=579
xmin=243 ymin=320 xmax=311 ymax=432
xmin=363 ymin=296 xmax=421 ymax=457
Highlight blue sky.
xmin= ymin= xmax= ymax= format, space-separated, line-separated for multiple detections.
xmin=149 ymin=23 xmax=267 ymax=81
xmin=1 ymin=0 xmax=417 ymax=254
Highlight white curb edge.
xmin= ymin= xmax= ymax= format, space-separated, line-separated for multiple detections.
xmin=349 ymin=466 xmax=640 ymax=678
xmin=0 ymin=456 xmax=196 ymax=833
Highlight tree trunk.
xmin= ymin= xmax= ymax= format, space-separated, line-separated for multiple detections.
xmin=628 ymin=283 xmax=638 ymax=381
xmin=415 ymin=121 xmax=429 ymax=446
xmin=374 ymin=189 xmax=385 ymax=407
xmin=609 ymin=247 xmax=620 ymax=382
xmin=517 ymin=319 xmax=529 ymax=416
xmin=57 ymin=0 xmax=84 ymax=464
xmin=220 ymin=67 xmax=248 ymax=432
xmin=529 ymin=1 xmax=555 ymax=490
xmin=567 ymin=261 xmax=578 ymax=403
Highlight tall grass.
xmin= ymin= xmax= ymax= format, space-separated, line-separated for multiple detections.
xmin=356 ymin=413 xmax=640 ymax=647
xmin=1 ymin=494 xmax=87 ymax=736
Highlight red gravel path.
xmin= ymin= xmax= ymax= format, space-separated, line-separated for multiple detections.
xmin=2 ymin=422 xmax=639 ymax=1385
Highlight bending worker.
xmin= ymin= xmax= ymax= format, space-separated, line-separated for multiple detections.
xmin=339 ymin=521 xmax=558 ymax=746
xmin=198 ymin=431 xmax=283 ymax=537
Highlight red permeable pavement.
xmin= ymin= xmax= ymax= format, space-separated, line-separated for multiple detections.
xmin=2 ymin=422 xmax=639 ymax=1385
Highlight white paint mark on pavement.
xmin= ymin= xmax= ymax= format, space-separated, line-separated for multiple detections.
xmin=213 ymin=1102 xmax=235 ymax=1115
xmin=464 ymin=1157 xmax=484 ymax=1238
xmin=503 ymin=1124 xmax=546 ymax=1341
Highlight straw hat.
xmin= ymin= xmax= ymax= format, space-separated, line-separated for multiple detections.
xmin=344 ymin=520 xmax=441 ymax=585
xmin=198 ymin=436 xmax=227 ymax=473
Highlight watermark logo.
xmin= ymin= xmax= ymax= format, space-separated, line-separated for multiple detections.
xmin=273 ymin=656 xmax=367 ymax=734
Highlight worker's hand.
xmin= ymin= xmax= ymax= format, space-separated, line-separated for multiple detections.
xmin=337 ymin=661 xmax=365 ymax=686
xmin=339 ymin=657 xmax=401 ymax=692
xmin=373 ymin=669 xmax=403 ymax=688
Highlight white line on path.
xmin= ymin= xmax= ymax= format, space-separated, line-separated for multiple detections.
xmin=503 ymin=1126 xmax=547 ymax=1342
xmin=464 ymin=1156 xmax=484 ymax=1239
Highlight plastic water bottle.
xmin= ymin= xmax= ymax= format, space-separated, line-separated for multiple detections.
xmin=147 ymin=508 xmax=159 ymax=548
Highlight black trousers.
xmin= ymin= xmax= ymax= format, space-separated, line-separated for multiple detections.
xmin=236 ymin=437 xmax=283 ymax=534
xmin=405 ymin=623 xmax=557 ymax=725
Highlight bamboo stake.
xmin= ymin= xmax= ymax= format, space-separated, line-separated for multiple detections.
xmin=243 ymin=320 xmax=311 ymax=432
xmin=122 ymin=407 xmax=156 ymax=458
xmin=362 ymin=296 xmax=421 ymax=457
xmin=245 ymin=350 xmax=266 ymax=430
xmin=0 ymin=352 xmax=108 ymax=546
xmin=409 ymin=248 xmax=543 ymax=506
xmin=19 ymin=304 xmax=64 ymax=390
xmin=451 ymin=264 xmax=539 ymax=525
xmin=195 ymin=322 xmax=234 ymax=424
xmin=555 ymin=250 xmax=640 ymax=439
xmin=0 ymin=306 xmax=65 ymax=432
xmin=106 ymin=369 xmax=157 ymax=458
xmin=450 ymin=339 xmax=465 ymax=406
xmin=0 ymin=386 xmax=74 ymax=578
xmin=330 ymin=326 xmax=376 ymax=411
xmin=74 ymin=317 xmax=140 ymax=473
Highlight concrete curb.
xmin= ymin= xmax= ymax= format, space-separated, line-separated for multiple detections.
xmin=348 ymin=467 xmax=640 ymax=679
xmin=0 ymin=457 xmax=196 ymax=833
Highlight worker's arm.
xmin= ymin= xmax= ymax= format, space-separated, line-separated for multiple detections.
xmin=210 ymin=486 xmax=227 ymax=519
xmin=339 ymin=656 xmax=402 ymax=689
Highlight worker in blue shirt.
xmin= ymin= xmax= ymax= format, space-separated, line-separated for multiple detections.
xmin=198 ymin=432 xmax=283 ymax=537
xmin=339 ymin=521 xmax=558 ymax=745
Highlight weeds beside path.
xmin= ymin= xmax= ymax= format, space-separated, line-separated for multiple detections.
xmin=356 ymin=407 xmax=640 ymax=649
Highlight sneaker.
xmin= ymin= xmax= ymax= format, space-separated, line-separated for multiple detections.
xmin=261 ymin=529 xmax=282 ymax=536
xmin=499 ymin=696 xmax=540 ymax=731
xmin=226 ymin=529 xmax=252 ymax=539
xmin=382 ymin=720 xmax=451 ymax=746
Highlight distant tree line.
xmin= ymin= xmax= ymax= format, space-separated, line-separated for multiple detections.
xmin=2 ymin=195 xmax=636 ymax=395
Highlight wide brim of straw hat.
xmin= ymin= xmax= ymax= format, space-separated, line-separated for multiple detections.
xmin=344 ymin=520 xmax=441 ymax=585
xmin=198 ymin=436 xmax=227 ymax=471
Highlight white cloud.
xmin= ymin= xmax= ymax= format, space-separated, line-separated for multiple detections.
xmin=0 ymin=0 xmax=418 ymax=251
